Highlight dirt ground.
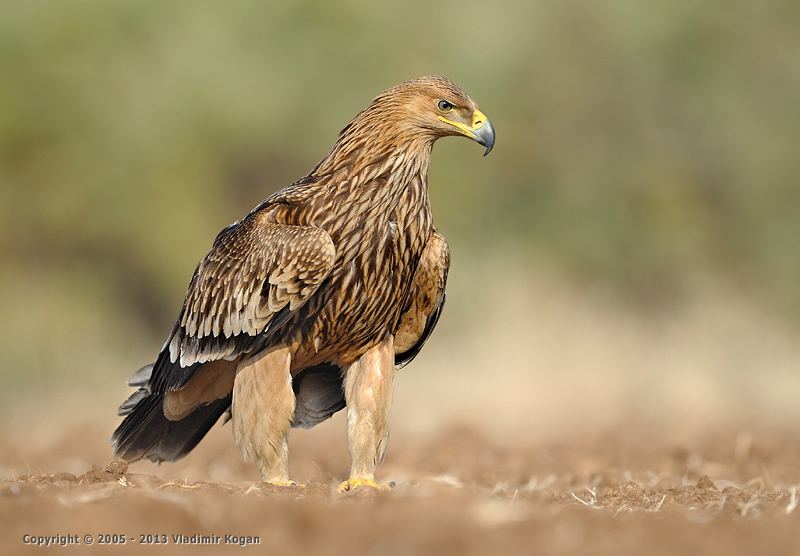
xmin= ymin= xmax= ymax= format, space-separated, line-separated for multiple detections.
xmin=2 ymin=414 xmax=800 ymax=556
xmin=3 ymin=277 xmax=800 ymax=555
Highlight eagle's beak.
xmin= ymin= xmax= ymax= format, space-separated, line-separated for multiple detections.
xmin=439 ymin=109 xmax=496 ymax=155
xmin=470 ymin=112 xmax=495 ymax=156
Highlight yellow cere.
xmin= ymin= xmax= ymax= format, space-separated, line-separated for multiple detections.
xmin=439 ymin=109 xmax=488 ymax=138
xmin=471 ymin=110 xmax=487 ymax=129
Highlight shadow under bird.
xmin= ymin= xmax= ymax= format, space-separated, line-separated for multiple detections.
xmin=112 ymin=76 xmax=495 ymax=491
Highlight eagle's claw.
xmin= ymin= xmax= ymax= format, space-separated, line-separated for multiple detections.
xmin=338 ymin=478 xmax=395 ymax=492
xmin=265 ymin=480 xmax=304 ymax=487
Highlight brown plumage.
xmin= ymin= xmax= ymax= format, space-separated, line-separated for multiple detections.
xmin=112 ymin=76 xmax=495 ymax=489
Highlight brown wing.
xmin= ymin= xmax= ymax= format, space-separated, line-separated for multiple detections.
xmin=150 ymin=206 xmax=336 ymax=393
xmin=394 ymin=230 xmax=449 ymax=367
xmin=113 ymin=207 xmax=335 ymax=462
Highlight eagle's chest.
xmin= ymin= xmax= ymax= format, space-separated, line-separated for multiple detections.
xmin=336 ymin=200 xmax=428 ymax=306
xmin=285 ymin=169 xmax=433 ymax=365
xmin=305 ymin=200 xmax=429 ymax=354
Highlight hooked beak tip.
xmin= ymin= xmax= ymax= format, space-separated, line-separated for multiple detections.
xmin=473 ymin=119 xmax=495 ymax=156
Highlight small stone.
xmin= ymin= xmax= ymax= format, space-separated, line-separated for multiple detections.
xmin=105 ymin=459 xmax=129 ymax=475
xmin=697 ymin=475 xmax=716 ymax=490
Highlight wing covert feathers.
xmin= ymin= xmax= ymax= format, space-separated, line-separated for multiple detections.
xmin=169 ymin=214 xmax=336 ymax=369
xmin=113 ymin=216 xmax=335 ymax=462
xmin=394 ymin=231 xmax=449 ymax=366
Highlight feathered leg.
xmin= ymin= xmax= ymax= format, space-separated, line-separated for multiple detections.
xmin=339 ymin=335 xmax=395 ymax=491
xmin=232 ymin=346 xmax=296 ymax=484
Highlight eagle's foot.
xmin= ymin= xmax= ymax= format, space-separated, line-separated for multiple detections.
xmin=264 ymin=480 xmax=304 ymax=487
xmin=337 ymin=478 xmax=395 ymax=492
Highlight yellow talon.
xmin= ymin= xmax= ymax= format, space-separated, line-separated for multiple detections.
xmin=338 ymin=478 xmax=395 ymax=492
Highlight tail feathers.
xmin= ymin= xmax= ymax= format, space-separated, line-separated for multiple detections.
xmin=292 ymin=364 xmax=345 ymax=429
xmin=117 ymin=363 xmax=155 ymax=417
xmin=118 ymin=387 xmax=150 ymax=417
xmin=111 ymin=389 xmax=231 ymax=464
xmin=126 ymin=363 xmax=154 ymax=388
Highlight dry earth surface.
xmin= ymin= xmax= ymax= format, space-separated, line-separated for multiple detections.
xmin=4 ymin=275 xmax=800 ymax=555
xmin=2 ymin=416 xmax=800 ymax=556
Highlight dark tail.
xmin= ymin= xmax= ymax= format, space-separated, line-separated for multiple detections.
xmin=111 ymin=364 xmax=231 ymax=463
xmin=292 ymin=364 xmax=346 ymax=429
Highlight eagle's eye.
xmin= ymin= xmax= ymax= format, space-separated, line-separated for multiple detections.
xmin=436 ymin=100 xmax=454 ymax=113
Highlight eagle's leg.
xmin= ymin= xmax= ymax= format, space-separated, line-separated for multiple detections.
xmin=339 ymin=335 xmax=395 ymax=492
xmin=232 ymin=346 xmax=296 ymax=485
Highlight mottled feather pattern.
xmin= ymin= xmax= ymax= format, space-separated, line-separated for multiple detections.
xmin=394 ymin=231 xmax=449 ymax=358
xmin=168 ymin=213 xmax=336 ymax=368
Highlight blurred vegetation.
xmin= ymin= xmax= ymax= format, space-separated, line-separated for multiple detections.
xmin=1 ymin=0 xmax=799 ymax=398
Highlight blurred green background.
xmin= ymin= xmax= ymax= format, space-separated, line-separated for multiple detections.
xmin=1 ymin=0 xmax=799 ymax=433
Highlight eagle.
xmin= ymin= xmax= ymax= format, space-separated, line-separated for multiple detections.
xmin=112 ymin=76 xmax=494 ymax=491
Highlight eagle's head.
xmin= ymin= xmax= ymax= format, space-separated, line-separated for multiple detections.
xmin=369 ymin=75 xmax=495 ymax=156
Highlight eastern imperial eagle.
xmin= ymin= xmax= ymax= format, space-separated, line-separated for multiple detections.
xmin=112 ymin=76 xmax=495 ymax=491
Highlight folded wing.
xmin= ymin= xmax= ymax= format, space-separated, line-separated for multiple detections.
xmin=112 ymin=207 xmax=336 ymax=462
xmin=394 ymin=230 xmax=450 ymax=367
